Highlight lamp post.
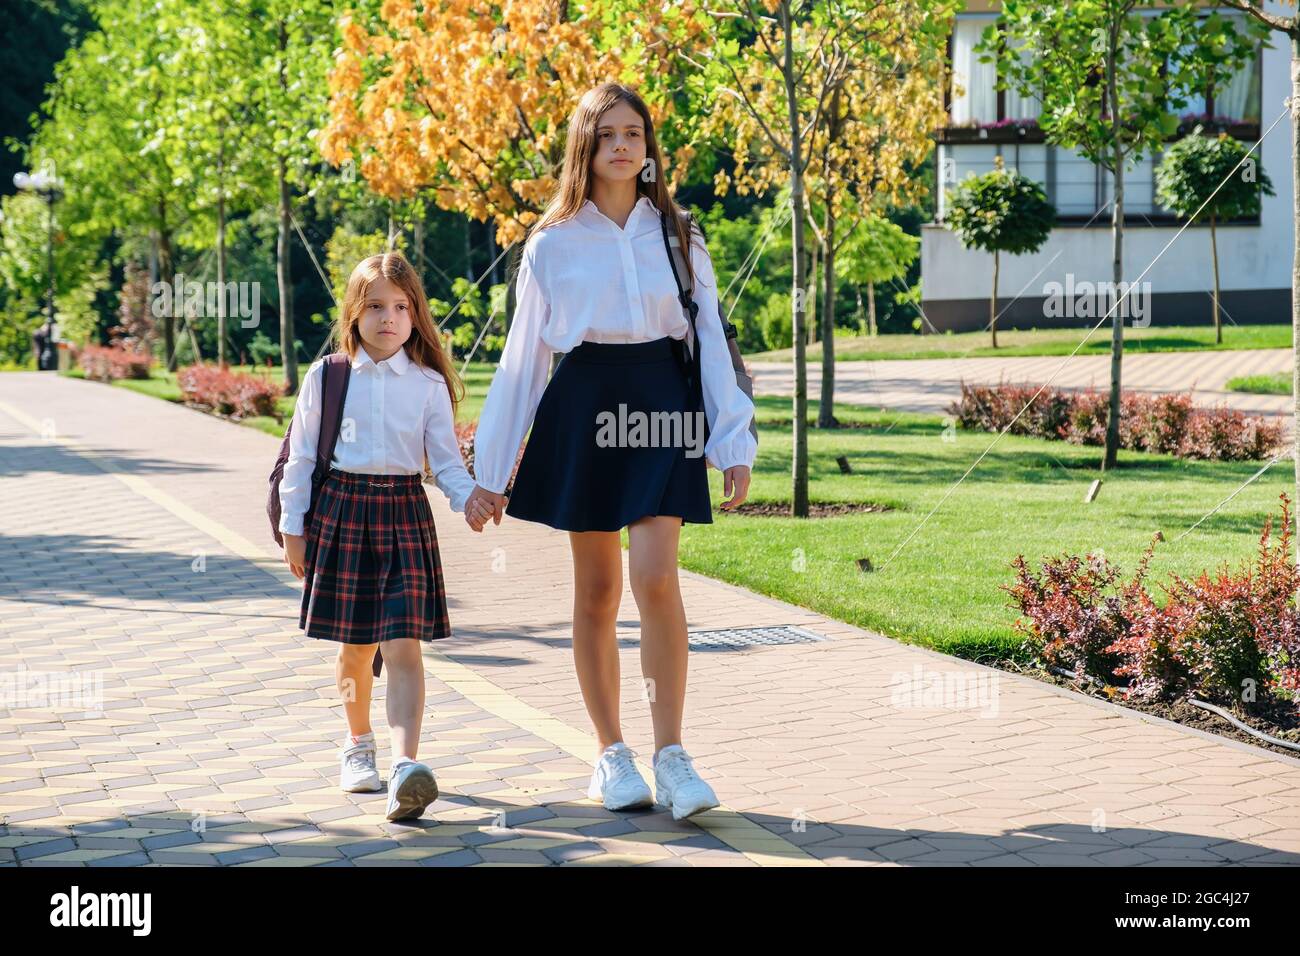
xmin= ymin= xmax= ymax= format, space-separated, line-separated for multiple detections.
xmin=13 ymin=168 xmax=64 ymax=371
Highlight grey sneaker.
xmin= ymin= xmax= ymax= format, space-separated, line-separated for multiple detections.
xmin=340 ymin=737 xmax=381 ymax=793
xmin=385 ymin=761 xmax=439 ymax=821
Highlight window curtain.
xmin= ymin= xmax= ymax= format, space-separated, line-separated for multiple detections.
xmin=1216 ymin=52 xmax=1261 ymax=120
xmin=951 ymin=17 xmax=997 ymax=123
xmin=1003 ymin=37 xmax=1041 ymax=121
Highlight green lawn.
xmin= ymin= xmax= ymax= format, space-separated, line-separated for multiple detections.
xmin=748 ymin=323 xmax=1292 ymax=363
xmin=677 ymin=395 xmax=1294 ymax=663
xmin=59 ymin=360 xmax=1291 ymax=665
xmin=1227 ymin=372 xmax=1290 ymax=396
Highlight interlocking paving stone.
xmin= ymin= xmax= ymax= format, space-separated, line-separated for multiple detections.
xmin=2 ymin=374 xmax=1300 ymax=867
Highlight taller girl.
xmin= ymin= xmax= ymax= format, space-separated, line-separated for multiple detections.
xmin=467 ymin=83 xmax=756 ymax=820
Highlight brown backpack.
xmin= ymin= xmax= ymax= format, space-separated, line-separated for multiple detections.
xmin=268 ymin=352 xmax=352 ymax=548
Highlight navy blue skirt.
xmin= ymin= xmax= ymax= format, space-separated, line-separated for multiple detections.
xmin=505 ymin=336 xmax=713 ymax=532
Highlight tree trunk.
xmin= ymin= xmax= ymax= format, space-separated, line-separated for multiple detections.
xmin=784 ymin=7 xmax=809 ymax=518
xmin=159 ymin=209 xmax=176 ymax=373
xmin=1102 ymin=27 xmax=1125 ymax=472
xmin=991 ymin=250 xmax=1000 ymax=349
xmin=1211 ymin=210 xmax=1222 ymax=345
xmin=276 ymin=20 xmax=299 ymax=396
xmin=504 ymin=241 xmax=522 ymax=335
xmin=867 ymin=281 xmax=877 ymax=336
xmin=216 ymin=139 xmax=227 ymax=369
xmin=415 ymin=217 xmax=425 ymax=292
xmin=464 ymin=217 xmax=474 ymax=281
xmin=277 ymin=153 xmax=298 ymax=395
xmin=818 ymin=200 xmax=837 ymax=428
xmin=807 ymin=235 xmax=819 ymax=345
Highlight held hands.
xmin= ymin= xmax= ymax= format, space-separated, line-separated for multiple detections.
xmin=719 ymin=465 xmax=751 ymax=512
xmin=464 ymin=484 xmax=507 ymax=532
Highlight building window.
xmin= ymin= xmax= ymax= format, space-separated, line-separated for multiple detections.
xmin=1170 ymin=12 xmax=1262 ymax=123
xmin=950 ymin=16 xmax=997 ymax=123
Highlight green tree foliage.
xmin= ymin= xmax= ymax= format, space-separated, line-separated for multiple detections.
xmin=1155 ymin=126 xmax=1275 ymax=343
xmin=946 ymin=155 xmax=1054 ymax=347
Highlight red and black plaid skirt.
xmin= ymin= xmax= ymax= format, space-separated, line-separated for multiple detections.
xmin=300 ymin=469 xmax=451 ymax=673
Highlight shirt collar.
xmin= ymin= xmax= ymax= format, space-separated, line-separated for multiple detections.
xmin=580 ymin=194 xmax=657 ymax=225
xmin=351 ymin=344 xmax=411 ymax=375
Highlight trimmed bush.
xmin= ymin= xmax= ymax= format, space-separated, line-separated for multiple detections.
xmin=176 ymin=364 xmax=282 ymax=420
xmin=78 ymin=343 xmax=153 ymax=382
xmin=1007 ymin=495 xmax=1300 ymax=713
xmin=950 ymin=381 xmax=1284 ymax=462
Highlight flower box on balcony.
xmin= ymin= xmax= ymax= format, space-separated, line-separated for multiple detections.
xmin=934 ymin=121 xmax=1045 ymax=145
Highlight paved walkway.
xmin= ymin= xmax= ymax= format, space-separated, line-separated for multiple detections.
xmin=752 ymin=348 xmax=1292 ymax=425
xmin=2 ymin=371 xmax=1299 ymax=866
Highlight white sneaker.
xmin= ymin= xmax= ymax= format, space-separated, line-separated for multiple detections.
xmin=339 ymin=736 xmax=381 ymax=793
xmin=587 ymin=742 xmax=653 ymax=811
xmin=653 ymin=744 xmax=719 ymax=820
xmin=385 ymin=760 xmax=439 ymax=821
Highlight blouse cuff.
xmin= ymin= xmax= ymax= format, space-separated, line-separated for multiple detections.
xmin=706 ymin=432 xmax=757 ymax=473
xmin=278 ymin=514 xmax=305 ymax=536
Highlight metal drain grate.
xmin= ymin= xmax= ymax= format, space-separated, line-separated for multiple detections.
xmin=686 ymin=625 xmax=831 ymax=651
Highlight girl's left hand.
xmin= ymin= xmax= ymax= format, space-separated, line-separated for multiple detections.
xmin=465 ymin=496 xmax=494 ymax=532
xmin=719 ymin=465 xmax=751 ymax=511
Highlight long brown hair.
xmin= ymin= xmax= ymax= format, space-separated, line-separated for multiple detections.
xmin=333 ymin=250 xmax=465 ymax=412
xmin=524 ymin=82 xmax=702 ymax=289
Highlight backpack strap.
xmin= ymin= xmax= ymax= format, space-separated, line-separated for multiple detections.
xmin=313 ymin=353 xmax=351 ymax=483
xmin=659 ymin=210 xmax=759 ymax=444
xmin=659 ymin=210 xmax=705 ymax=415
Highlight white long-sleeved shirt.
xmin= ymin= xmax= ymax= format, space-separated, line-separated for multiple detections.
xmin=472 ymin=194 xmax=758 ymax=495
xmin=277 ymin=344 xmax=475 ymax=535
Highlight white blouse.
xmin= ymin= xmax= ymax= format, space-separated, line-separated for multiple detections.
xmin=472 ymin=194 xmax=758 ymax=495
xmin=277 ymin=345 xmax=476 ymax=535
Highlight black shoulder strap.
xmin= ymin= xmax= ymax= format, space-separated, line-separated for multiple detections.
xmin=659 ymin=210 xmax=699 ymax=349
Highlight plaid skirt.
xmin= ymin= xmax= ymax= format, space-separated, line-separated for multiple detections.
xmin=300 ymin=469 xmax=451 ymax=677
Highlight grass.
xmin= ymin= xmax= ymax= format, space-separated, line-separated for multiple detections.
xmin=59 ymin=358 xmax=1292 ymax=665
xmin=748 ymin=323 xmax=1292 ymax=363
xmin=1227 ymin=372 xmax=1290 ymax=396
xmin=676 ymin=394 xmax=1294 ymax=663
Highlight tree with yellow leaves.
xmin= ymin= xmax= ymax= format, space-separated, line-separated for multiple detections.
xmin=689 ymin=0 xmax=960 ymax=516
xmin=319 ymin=0 xmax=708 ymax=263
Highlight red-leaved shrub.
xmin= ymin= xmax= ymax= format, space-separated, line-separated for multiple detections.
xmin=950 ymin=382 xmax=1283 ymax=462
xmin=950 ymin=380 xmax=1073 ymax=439
xmin=79 ymin=343 xmax=153 ymax=382
xmin=1007 ymin=495 xmax=1300 ymax=713
xmin=177 ymin=365 xmax=282 ymax=419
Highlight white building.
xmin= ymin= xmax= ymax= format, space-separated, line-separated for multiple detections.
xmin=921 ymin=0 xmax=1290 ymax=332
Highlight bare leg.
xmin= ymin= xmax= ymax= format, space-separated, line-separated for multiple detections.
xmin=627 ymin=516 xmax=687 ymax=755
xmin=337 ymin=643 xmax=379 ymax=738
xmin=379 ymin=638 xmax=425 ymax=762
xmin=568 ymin=530 xmax=625 ymax=755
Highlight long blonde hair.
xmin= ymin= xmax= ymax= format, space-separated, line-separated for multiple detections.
xmin=333 ymin=250 xmax=465 ymax=412
xmin=525 ymin=82 xmax=702 ymax=288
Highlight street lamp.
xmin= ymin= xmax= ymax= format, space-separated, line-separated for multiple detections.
xmin=13 ymin=168 xmax=64 ymax=371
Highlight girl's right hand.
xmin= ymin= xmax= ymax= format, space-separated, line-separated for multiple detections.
xmin=283 ymin=533 xmax=307 ymax=579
